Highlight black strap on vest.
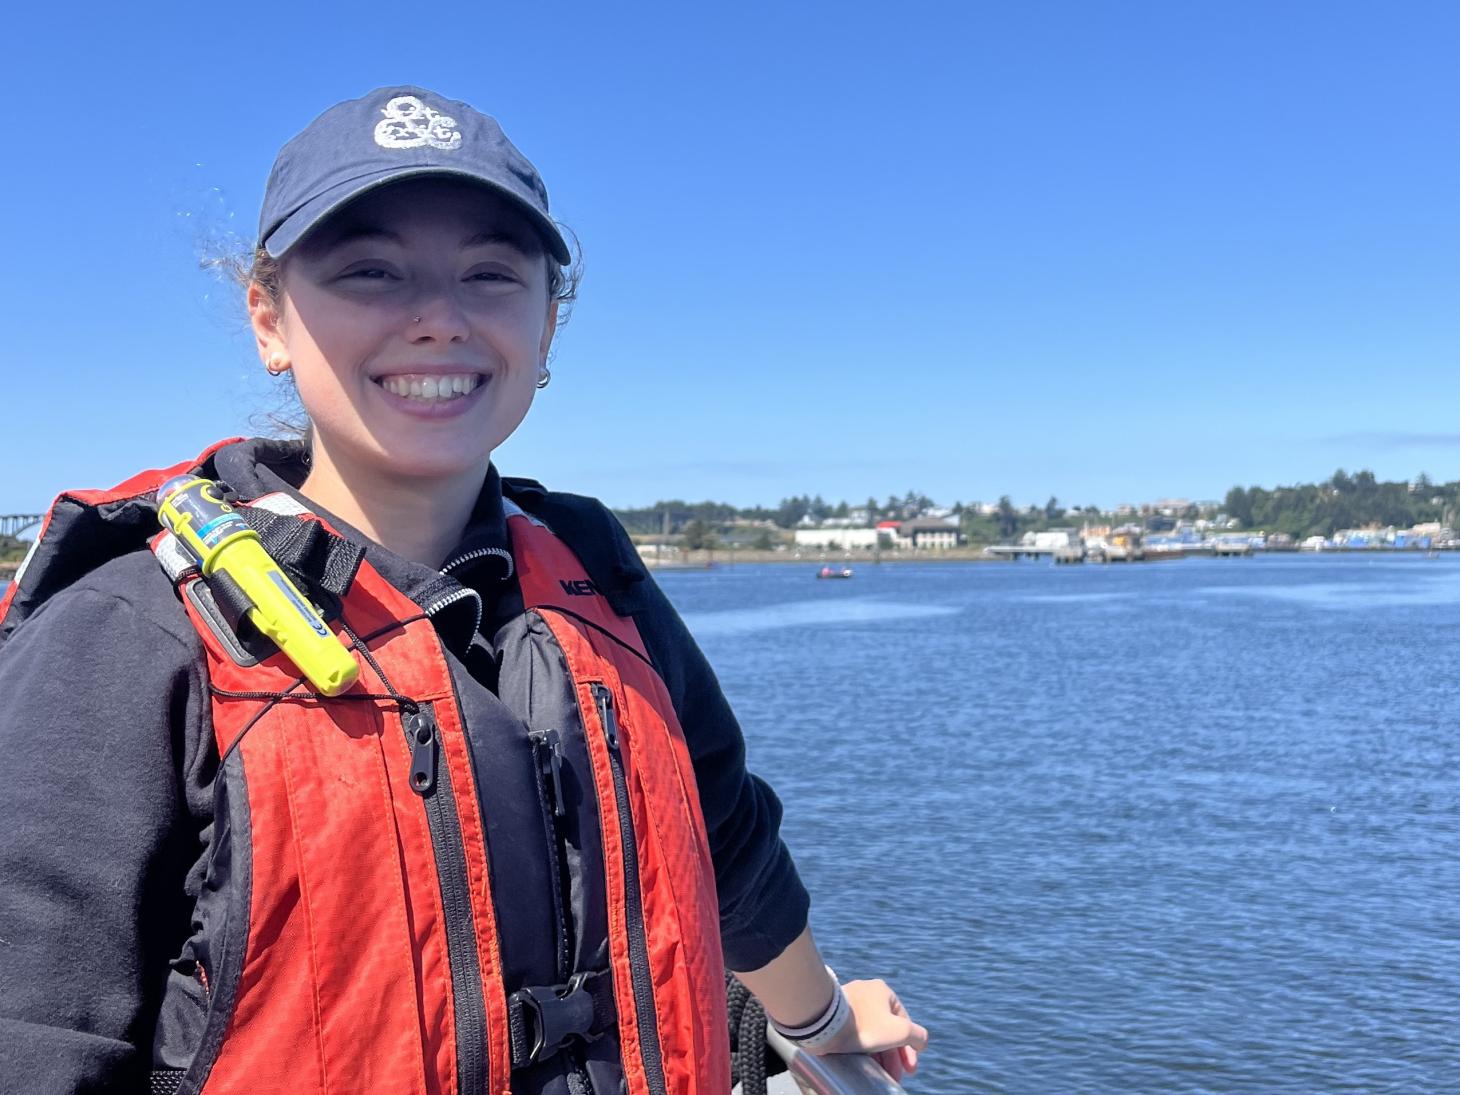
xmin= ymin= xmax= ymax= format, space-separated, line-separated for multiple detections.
xmin=507 ymin=969 xmax=616 ymax=1069
xmin=235 ymin=505 xmax=365 ymax=601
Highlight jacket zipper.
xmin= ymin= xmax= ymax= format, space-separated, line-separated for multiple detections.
xmin=528 ymin=728 xmax=573 ymax=979
xmin=590 ymin=683 xmax=667 ymax=1095
xmin=423 ymin=585 xmax=484 ymax=637
xmin=406 ymin=704 xmax=489 ymax=1095
xmin=529 ymin=728 xmax=594 ymax=1089
xmin=442 ymin=546 xmax=515 ymax=579
xmin=428 ymin=546 xmax=511 ymax=638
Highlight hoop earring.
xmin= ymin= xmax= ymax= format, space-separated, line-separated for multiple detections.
xmin=536 ymin=364 xmax=552 ymax=389
xmin=266 ymin=352 xmax=289 ymax=376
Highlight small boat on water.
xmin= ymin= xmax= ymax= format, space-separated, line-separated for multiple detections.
xmin=817 ymin=565 xmax=854 ymax=579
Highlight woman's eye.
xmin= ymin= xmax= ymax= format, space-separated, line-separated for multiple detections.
xmin=468 ymin=268 xmax=520 ymax=284
xmin=337 ymin=266 xmax=399 ymax=282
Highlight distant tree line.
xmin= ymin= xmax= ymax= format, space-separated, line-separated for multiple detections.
xmin=612 ymin=490 xmax=940 ymax=535
xmin=0 ymin=535 xmax=28 ymax=564
xmin=1224 ymin=470 xmax=1457 ymax=538
xmin=610 ymin=470 xmax=1456 ymax=544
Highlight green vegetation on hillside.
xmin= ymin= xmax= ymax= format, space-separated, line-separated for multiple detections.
xmin=0 ymin=535 xmax=29 ymax=564
xmin=1224 ymin=470 xmax=1457 ymax=538
xmin=609 ymin=470 xmax=1453 ymax=545
xmin=611 ymin=491 xmax=940 ymax=535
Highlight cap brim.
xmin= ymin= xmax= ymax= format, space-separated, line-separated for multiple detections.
xmin=262 ymin=166 xmax=571 ymax=265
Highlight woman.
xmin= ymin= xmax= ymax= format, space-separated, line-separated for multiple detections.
xmin=0 ymin=86 xmax=927 ymax=1094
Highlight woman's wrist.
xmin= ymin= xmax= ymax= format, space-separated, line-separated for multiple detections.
xmin=768 ymin=966 xmax=852 ymax=1051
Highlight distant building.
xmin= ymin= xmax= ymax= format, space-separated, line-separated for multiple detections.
xmin=793 ymin=528 xmax=880 ymax=550
xmin=1024 ymin=528 xmax=1078 ymax=550
xmin=1334 ymin=528 xmax=1381 ymax=548
xmin=1150 ymin=498 xmax=1193 ymax=517
xmin=897 ymin=517 xmax=961 ymax=550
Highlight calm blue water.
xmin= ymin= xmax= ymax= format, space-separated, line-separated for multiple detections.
xmin=659 ymin=555 xmax=1460 ymax=1093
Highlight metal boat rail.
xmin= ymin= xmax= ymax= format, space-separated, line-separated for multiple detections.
xmin=733 ymin=1027 xmax=908 ymax=1095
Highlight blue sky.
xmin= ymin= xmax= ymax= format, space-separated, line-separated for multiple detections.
xmin=6 ymin=2 xmax=1460 ymax=515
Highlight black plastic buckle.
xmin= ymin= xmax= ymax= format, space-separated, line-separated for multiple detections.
xmin=510 ymin=971 xmax=603 ymax=1064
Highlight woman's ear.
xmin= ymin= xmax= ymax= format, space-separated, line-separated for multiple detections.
xmin=248 ymin=281 xmax=290 ymax=374
xmin=539 ymin=299 xmax=560 ymax=364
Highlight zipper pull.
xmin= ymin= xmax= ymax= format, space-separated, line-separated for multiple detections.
xmin=530 ymin=729 xmax=567 ymax=817
xmin=407 ymin=709 xmax=438 ymax=796
xmin=592 ymin=683 xmax=619 ymax=750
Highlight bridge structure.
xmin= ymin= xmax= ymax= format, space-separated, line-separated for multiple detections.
xmin=1 ymin=514 xmax=44 ymax=538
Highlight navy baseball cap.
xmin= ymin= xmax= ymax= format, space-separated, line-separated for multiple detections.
xmin=258 ymin=85 xmax=570 ymax=265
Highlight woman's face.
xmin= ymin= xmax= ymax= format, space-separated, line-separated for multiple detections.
xmin=251 ymin=177 xmax=558 ymax=487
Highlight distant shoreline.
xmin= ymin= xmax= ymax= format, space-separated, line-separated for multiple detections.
xmin=643 ymin=546 xmax=1455 ymax=569
xmin=3 ymin=547 xmax=1446 ymax=587
xmin=643 ymin=548 xmax=1000 ymax=568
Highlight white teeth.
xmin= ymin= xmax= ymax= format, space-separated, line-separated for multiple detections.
xmin=377 ymin=373 xmax=483 ymax=401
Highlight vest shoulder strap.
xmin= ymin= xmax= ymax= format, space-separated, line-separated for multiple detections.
xmin=0 ymin=439 xmax=241 ymax=647
xmin=505 ymin=508 xmax=652 ymax=662
xmin=501 ymin=481 xmax=651 ymax=617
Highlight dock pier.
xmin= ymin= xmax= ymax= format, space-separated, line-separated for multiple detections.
xmin=985 ymin=545 xmax=1087 ymax=564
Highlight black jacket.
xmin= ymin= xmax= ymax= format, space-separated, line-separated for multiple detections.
xmin=0 ymin=438 xmax=808 ymax=1092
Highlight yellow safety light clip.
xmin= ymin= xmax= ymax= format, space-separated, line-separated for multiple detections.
xmin=156 ymin=475 xmax=360 ymax=696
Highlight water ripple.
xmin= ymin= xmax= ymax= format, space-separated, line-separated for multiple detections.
xmin=679 ymin=597 xmax=958 ymax=636
xmin=661 ymin=557 xmax=1460 ymax=1092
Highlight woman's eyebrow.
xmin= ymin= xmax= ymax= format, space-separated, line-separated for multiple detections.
xmin=462 ymin=229 xmax=533 ymax=253
xmin=312 ymin=226 xmax=402 ymax=253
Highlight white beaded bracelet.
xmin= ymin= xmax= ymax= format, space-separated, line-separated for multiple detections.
xmin=769 ymin=967 xmax=851 ymax=1051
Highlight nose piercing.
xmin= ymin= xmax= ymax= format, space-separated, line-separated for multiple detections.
xmin=413 ymin=316 xmax=422 ymax=324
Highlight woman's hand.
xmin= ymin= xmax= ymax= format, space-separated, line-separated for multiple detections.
xmin=731 ymin=927 xmax=929 ymax=1081
xmin=813 ymin=978 xmax=929 ymax=1081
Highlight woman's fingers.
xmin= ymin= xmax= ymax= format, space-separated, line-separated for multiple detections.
xmin=901 ymin=1044 xmax=919 ymax=1073
xmin=875 ymin=1047 xmax=904 ymax=1081
xmin=834 ymin=978 xmax=930 ymax=1060
xmin=905 ymin=1018 xmax=930 ymax=1051
xmin=814 ymin=976 xmax=928 ymax=1077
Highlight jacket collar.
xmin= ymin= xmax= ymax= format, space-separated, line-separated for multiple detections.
xmin=501 ymin=476 xmax=651 ymax=617
xmin=210 ymin=438 xmax=510 ymax=653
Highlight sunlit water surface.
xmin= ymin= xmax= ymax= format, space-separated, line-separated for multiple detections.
xmin=662 ymin=554 xmax=1460 ymax=1093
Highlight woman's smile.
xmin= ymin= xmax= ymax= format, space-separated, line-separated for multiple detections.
xmin=371 ymin=368 xmax=491 ymax=418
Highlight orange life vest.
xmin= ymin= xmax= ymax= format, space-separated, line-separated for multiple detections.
xmin=1 ymin=445 xmax=730 ymax=1095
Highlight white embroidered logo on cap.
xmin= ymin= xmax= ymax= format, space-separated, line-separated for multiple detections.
xmin=374 ymin=95 xmax=463 ymax=151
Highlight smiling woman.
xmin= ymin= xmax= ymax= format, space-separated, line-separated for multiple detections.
xmin=251 ymin=179 xmax=564 ymax=564
xmin=0 ymin=86 xmax=926 ymax=1095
